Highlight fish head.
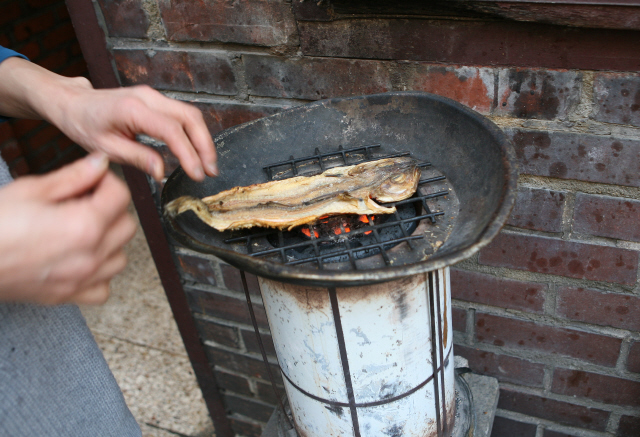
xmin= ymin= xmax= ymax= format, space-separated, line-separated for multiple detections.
xmin=370 ymin=158 xmax=421 ymax=203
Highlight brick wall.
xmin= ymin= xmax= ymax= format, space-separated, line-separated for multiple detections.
xmin=0 ymin=0 xmax=87 ymax=176
xmin=93 ymin=1 xmax=640 ymax=436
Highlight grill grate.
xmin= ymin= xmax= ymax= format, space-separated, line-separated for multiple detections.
xmin=225 ymin=145 xmax=448 ymax=270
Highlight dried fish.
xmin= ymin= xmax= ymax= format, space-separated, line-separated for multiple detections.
xmin=165 ymin=157 xmax=421 ymax=231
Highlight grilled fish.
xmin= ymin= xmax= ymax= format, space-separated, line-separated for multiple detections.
xmin=165 ymin=157 xmax=421 ymax=231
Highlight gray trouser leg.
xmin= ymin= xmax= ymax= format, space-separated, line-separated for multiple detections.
xmin=0 ymin=303 xmax=141 ymax=437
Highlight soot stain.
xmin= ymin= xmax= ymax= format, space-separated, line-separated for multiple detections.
xmin=324 ymin=405 xmax=344 ymax=417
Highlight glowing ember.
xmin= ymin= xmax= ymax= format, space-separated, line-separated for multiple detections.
xmin=301 ymin=228 xmax=319 ymax=238
xmin=364 ymin=230 xmax=372 ymax=235
xmin=359 ymin=215 xmax=369 ymax=223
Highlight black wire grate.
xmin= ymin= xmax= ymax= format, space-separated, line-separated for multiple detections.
xmin=225 ymin=145 xmax=448 ymax=270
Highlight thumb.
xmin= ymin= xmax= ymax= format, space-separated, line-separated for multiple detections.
xmin=33 ymin=153 xmax=110 ymax=202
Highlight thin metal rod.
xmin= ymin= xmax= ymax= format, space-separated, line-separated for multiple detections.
xmin=435 ymin=270 xmax=448 ymax=433
xmin=240 ymin=271 xmax=293 ymax=429
xmin=428 ymin=272 xmax=443 ymax=437
xmin=329 ymin=287 xmax=361 ymax=437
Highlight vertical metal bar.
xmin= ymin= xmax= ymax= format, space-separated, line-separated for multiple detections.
xmin=435 ymin=270 xmax=448 ymax=433
xmin=240 ymin=271 xmax=293 ymax=429
xmin=427 ymin=272 xmax=443 ymax=437
xmin=328 ymin=287 xmax=361 ymax=437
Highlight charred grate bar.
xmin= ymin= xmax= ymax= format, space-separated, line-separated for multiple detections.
xmin=225 ymin=145 xmax=448 ymax=269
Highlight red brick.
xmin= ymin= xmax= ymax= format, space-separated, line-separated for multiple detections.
xmin=496 ymin=68 xmax=581 ymax=120
xmin=573 ymin=194 xmax=640 ymax=242
xmin=59 ymin=59 xmax=88 ymax=78
xmin=155 ymin=145 xmax=180 ymax=177
xmin=37 ymin=50 xmax=69 ymax=71
xmin=455 ymin=345 xmax=545 ymax=387
xmin=618 ymin=415 xmax=640 ymax=437
xmin=205 ymin=347 xmax=282 ymax=384
xmin=224 ymin=394 xmax=274 ymax=422
xmin=10 ymin=119 xmax=43 ymax=138
xmin=14 ymin=13 xmax=55 ymax=41
xmin=0 ymin=123 xmax=15 ymax=143
xmin=628 ymin=342 xmax=640 ymax=373
xmin=220 ymin=264 xmax=261 ymax=296
xmin=255 ymin=379 xmax=282 ymax=405
xmin=509 ymin=129 xmax=640 ymax=187
xmin=479 ymin=233 xmax=639 ymax=285
xmin=475 ymin=313 xmax=622 ymax=367
xmin=159 ymin=0 xmax=297 ymax=46
xmin=43 ymin=23 xmax=76 ymax=50
xmin=229 ymin=418 xmax=262 ymax=437
xmin=114 ymin=49 xmax=237 ymax=95
xmin=15 ymin=42 xmax=40 ymax=60
xmin=507 ymin=187 xmax=565 ymax=232
xmin=26 ymin=0 xmax=61 ymax=7
xmin=451 ymin=269 xmax=546 ymax=313
xmin=0 ymin=34 xmax=10 ymax=47
xmin=451 ymin=307 xmax=466 ymax=333
xmin=9 ymin=158 xmax=30 ymax=177
xmin=57 ymin=136 xmax=74 ymax=152
xmin=190 ymin=101 xmax=282 ymax=137
xmin=557 ymin=287 xmax=640 ymax=332
xmin=97 ymin=0 xmax=149 ymax=39
xmin=185 ymin=287 xmax=269 ymax=329
xmin=498 ymin=389 xmax=609 ymax=431
xmin=214 ymin=370 xmax=252 ymax=397
xmin=241 ymin=327 xmax=276 ymax=357
xmin=24 ymin=124 xmax=60 ymax=152
xmin=244 ymin=55 xmax=393 ymax=100
xmin=194 ymin=318 xmax=239 ymax=349
xmin=552 ymin=368 xmax=640 ymax=407
xmin=0 ymin=139 xmax=23 ymax=162
xmin=593 ymin=73 xmax=640 ymax=128
xmin=405 ymin=65 xmax=494 ymax=113
xmin=0 ymin=2 xmax=22 ymax=28
xmin=176 ymin=253 xmax=216 ymax=286
xmin=490 ymin=416 xmax=537 ymax=437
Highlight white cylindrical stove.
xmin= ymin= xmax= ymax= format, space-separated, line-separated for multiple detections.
xmin=258 ymin=268 xmax=454 ymax=437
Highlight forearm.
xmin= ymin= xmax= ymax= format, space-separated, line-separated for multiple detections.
xmin=0 ymin=57 xmax=86 ymax=122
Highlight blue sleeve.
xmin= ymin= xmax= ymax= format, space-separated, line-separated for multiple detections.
xmin=0 ymin=46 xmax=29 ymax=123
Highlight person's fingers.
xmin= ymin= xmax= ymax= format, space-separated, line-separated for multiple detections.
xmin=126 ymin=103 xmax=205 ymax=181
xmin=23 ymin=153 xmax=109 ymax=202
xmin=94 ymin=212 xmax=137 ymax=262
xmin=132 ymin=88 xmax=217 ymax=176
xmin=78 ymin=250 xmax=128 ymax=290
xmin=69 ymin=281 xmax=111 ymax=305
xmin=95 ymin=134 xmax=165 ymax=181
xmin=78 ymin=171 xmax=132 ymax=237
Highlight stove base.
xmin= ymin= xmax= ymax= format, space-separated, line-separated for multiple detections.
xmin=261 ymin=361 xmax=499 ymax=437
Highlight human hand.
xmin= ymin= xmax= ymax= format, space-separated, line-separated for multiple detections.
xmin=0 ymin=58 xmax=217 ymax=182
xmin=0 ymin=153 xmax=137 ymax=305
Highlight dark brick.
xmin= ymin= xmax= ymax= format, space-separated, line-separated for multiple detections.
xmin=498 ymin=389 xmax=609 ymax=431
xmin=451 ymin=269 xmax=546 ymax=313
xmin=28 ymin=145 xmax=57 ymax=173
xmin=37 ymin=50 xmax=69 ymax=71
xmin=241 ymin=328 xmax=276 ymax=357
xmin=0 ymin=123 xmax=14 ymax=144
xmin=220 ymin=264 xmax=261 ymax=297
xmin=255 ymin=380 xmax=283 ymax=405
xmin=496 ymin=68 xmax=581 ymax=120
xmin=59 ymin=59 xmax=88 ymax=78
xmin=214 ymin=370 xmax=252 ymax=397
xmin=159 ymin=0 xmax=297 ymax=46
xmin=114 ymin=49 xmax=237 ymax=95
xmin=552 ymin=368 xmax=640 ymax=407
xmin=43 ymin=22 xmax=76 ymax=50
xmin=224 ymin=394 xmax=274 ymax=422
xmin=593 ymin=73 xmax=640 ymax=128
xmin=176 ymin=253 xmax=216 ymax=285
xmin=475 ymin=313 xmax=622 ymax=367
xmin=0 ymin=2 xmax=22 ymax=28
xmin=10 ymin=119 xmax=42 ymax=138
xmin=26 ymin=0 xmax=61 ymax=7
xmin=628 ymin=342 xmax=640 ymax=373
xmin=24 ymin=124 xmax=60 ymax=152
xmin=189 ymin=101 xmax=283 ymax=137
xmin=14 ymin=13 xmax=55 ymax=41
xmin=618 ymin=415 xmax=640 ymax=437
xmin=0 ymin=140 xmax=23 ymax=163
xmin=244 ymin=54 xmax=393 ymax=100
xmin=451 ymin=307 xmax=467 ymax=333
xmin=15 ymin=42 xmax=40 ymax=60
xmin=490 ymin=416 xmax=537 ymax=437
xmin=229 ymin=417 xmax=262 ymax=437
xmin=478 ymin=232 xmax=639 ymax=285
xmin=455 ymin=345 xmax=545 ymax=387
xmin=509 ymin=129 xmax=640 ymax=187
xmin=97 ymin=0 xmax=149 ymax=39
xmin=573 ymin=193 xmax=640 ymax=242
xmin=405 ymin=65 xmax=494 ymax=114
xmin=185 ymin=287 xmax=269 ymax=329
xmin=194 ymin=318 xmax=239 ymax=349
xmin=557 ymin=287 xmax=640 ymax=332
xmin=206 ymin=347 xmax=282 ymax=384
xmin=507 ymin=187 xmax=565 ymax=232
xmin=9 ymin=158 xmax=30 ymax=177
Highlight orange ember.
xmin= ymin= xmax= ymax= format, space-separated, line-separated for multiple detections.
xmin=364 ymin=230 xmax=372 ymax=235
xmin=301 ymin=228 xmax=319 ymax=238
xmin=359 ymin=215 xmax=369 ymax=223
